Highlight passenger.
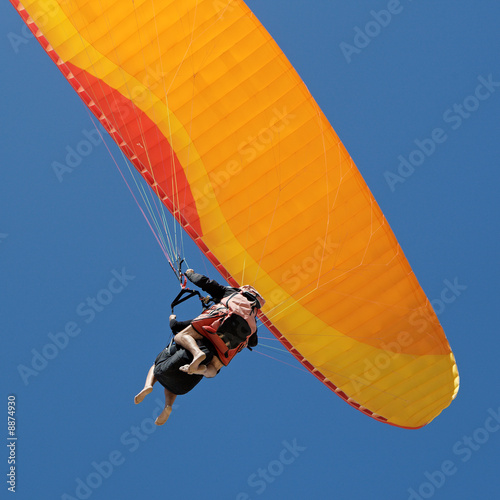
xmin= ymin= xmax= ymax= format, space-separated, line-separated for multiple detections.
xmin=134 ymin=316 xmax=216 ymax=425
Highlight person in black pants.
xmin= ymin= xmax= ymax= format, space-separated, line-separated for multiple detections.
xmin=134 ymin=317 xmax=215 ymax=425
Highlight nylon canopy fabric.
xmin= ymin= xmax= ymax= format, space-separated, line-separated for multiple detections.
xmin=11 ymin=0 xmax=459 ymax=428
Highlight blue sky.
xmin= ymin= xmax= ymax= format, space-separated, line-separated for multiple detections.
xmin=2 ymin=2 xmax=499 ymax=499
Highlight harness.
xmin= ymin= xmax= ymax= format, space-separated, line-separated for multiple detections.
xmin=169 ymin=258 xmax=213 ymax=314
xmin=193 ymin=290 xmax=260 ymax=366
xmin=170 ymin=282 xmax=212 ymax=313
xmin=169 ymin=259 xmax=261 ymax=365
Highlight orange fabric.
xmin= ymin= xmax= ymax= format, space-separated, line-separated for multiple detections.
xmin=11 ymin=0 xmax=459 ymax=427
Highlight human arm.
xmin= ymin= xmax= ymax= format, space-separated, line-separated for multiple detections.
xmin=169 ymin=315 xmax=192 ymax=334
xmin=185 ymin=269 xmax=228 ymax=302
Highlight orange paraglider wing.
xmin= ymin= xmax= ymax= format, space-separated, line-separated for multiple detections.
xmin=11 ymin=0 xmax=459 ymax=428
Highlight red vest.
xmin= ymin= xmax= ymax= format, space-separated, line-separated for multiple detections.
xmin=194 ymin=290 xmax=261 ymax=365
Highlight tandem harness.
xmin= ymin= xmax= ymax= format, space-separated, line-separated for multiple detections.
xmin=170 ymin=286 xmax=257 ymax=366
xmin=190 ymin=290 xmax=261 ymax=366
xmin=169 ymin=261 xmax=263 ymax=366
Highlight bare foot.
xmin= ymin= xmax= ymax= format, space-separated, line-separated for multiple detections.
xmin=134 ymin=386 xmax=153 ymax=404
xmin=179 ymin=352 xmax=206 ymax=374
xmin=187 ymin=364 xmax=207 ymax=375
xmin=180 ymin=363 xmax=207 ymax=375
xmin=155 ymin=405 xmax=172 ymax=426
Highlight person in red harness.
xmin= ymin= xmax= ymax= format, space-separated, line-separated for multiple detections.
xmin=174 ymin=269 xmax=265 ymax=375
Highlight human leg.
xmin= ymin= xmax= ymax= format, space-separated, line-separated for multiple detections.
xmin=155 ymin=388 xmax=177 ymax=426
xmin=181 ymin=364 xmax=208 ymax=375
xmin=203 ymin=356 xmax=223 ymax=378
xmin=202 ymin=362 xmax=218 ymax=378
xmin=174 ymin=325 xmax=206 ymax=373
xmin=134 ymin=364 xmax=156 ymax=404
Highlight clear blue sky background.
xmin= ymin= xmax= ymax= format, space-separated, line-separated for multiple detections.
xmin=2 ymin=2 xmax=499 ymax=499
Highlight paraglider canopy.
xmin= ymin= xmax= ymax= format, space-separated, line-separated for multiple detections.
xmin=10 ymin=0 xmax=459 ymax=428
